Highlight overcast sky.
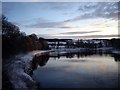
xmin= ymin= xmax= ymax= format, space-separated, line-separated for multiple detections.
xmin=2 ymin=2 xmax=119 ymax=39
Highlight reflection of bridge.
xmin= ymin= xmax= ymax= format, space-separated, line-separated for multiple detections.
xmin=45 ymin=39 xmax=72 ymax=49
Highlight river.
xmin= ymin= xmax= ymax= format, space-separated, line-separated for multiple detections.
xmin=32 ymin=50 xmax=119 ymax=88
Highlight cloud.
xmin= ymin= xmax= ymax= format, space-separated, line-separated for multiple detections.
xmin=94 ymin=2 xmax=118 ymax=19
xmin=78 ymin=34 xmax=119 ymax=38
xmin=63 ymin=2 xmax=118 ymax=23
xmin=59 ymin=26 xmax=72 ymax=29
xmin=25 ymin=20 xmax=65 ymax=28
xmin=53 ymin=34 xmax=119 ymax=39
xmin=37 ymin=34 xmax=53 ymax=39
xmin=4 ymin=2 xmax=118 ymax=29
xmin=25 ymin=17 xmax=71 ymax=28
xmin=37 ymin=34 xmax=119 ymax=39
xmin=60 ymin=31 xmax=100 ymax=35
xmin=3 ymin=2 xmax=118 ymax=39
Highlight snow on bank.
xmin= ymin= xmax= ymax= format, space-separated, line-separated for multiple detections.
xmin=4 ymin=48 xmax=88 ymax=88
xmin=4 ymin=48 xmax=120 ymax=89
xmin=5 ymin=50 xmax=49 ymax=89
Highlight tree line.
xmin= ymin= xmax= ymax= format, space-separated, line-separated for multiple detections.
xmin=47 ymin=39 xmax=120 ymax=49
xmin=2 ymin=15 xmax=49 ymax=59
xmin=2 ymin=15 xmax=120 ymax=58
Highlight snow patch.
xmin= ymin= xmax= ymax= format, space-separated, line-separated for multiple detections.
xmin=5 ymin=50 xmax=49 ymax=89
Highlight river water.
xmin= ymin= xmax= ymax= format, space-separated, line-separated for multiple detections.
xmin=32 ymin=50 xmax=119 ymax=88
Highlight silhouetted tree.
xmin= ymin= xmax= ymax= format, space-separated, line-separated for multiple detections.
xmin=111 ymin=38 xmax=120 ymax=49
xmin=39 ymin=37 xmax=49 ymax=50
xmin=2 ymin=15 xmax=25 ymax=58
xmin=2 ymin=15 xmax=49 ymax=58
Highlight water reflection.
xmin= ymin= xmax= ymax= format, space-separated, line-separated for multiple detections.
xmin=32 ymin=50 xmax=119 ymax=88
xmin=31 ymin=54 xmax=49 ymax=74
xmin=50 ymin=50 xmax=120 ymax=62
xmin=52 ymin=50 xmax=110 ymax=59
xmin=111 ymin=54 xmax=120 ymax=62
xmin=31 ymin=50 xmax=120 ymax=73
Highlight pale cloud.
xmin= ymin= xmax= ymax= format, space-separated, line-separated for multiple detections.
xmin=50 ymin=18 xmax=118 ymax=38
xmin=26 ymin=17 xmax=118 ymax=38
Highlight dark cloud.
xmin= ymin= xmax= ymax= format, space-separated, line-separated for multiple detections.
xmin=37 ymin=34 xmax=53 ymax=39
xmin=59 ymin=34 xmax=119 ymax=39
xmin=64 ymin=2 xmax=118 ymax=23
xmin=25 ymin=18 xmax=75 ymax=28
xmin=37 ymin=34 xmax=119 ymax=39
xmin=60 ymin=31 xmax=100 ymax=35
xmin=94 ymin=2 xmax=118 ymax=19
xmin=79 ymin=34 xmax=119 ymax=38
xmin=25 ymin=21 xmax=64 ymax=28
xmin=10 ymin=2 xmax=118 ymax=29
xmin=59 ymin=26 xmax=71 ymax=29
xmin=78 ymin=2 xmax=97 ymax=11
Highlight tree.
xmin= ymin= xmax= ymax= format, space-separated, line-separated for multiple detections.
xmin=111 ymin=38 xmax=120 ymax=49
xmin=2 ymin=15 xmax=25 ymax=58
xmin=39 ymin=37 xmax=49 ymax=50
xmin=2 ymin=15 xmax=49 ymax=58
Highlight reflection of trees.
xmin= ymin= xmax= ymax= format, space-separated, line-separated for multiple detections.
xmin=66 ymin=53 xmax=74 ymax=58
xmin=31 ymin=54 xmax=50 ymax=71
xmin=31 ymin=51 xmax=120 ymax=73
xmin=2 ymin=15 xmax=49 ymax=59
xmin=112 ymin=54 xmax=120 ymax=62
xmin=114 ymin=57 xmax=120 ymax=62
xmin=50 ymin=49 xmax=114 ymax=59
xmin=38 ymin=55 xmax=49 ymax=66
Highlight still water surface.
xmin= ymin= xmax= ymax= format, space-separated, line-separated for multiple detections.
xmin=32 ymin=51 xmax=119 ymax=88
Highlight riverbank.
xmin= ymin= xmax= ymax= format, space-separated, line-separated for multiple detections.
xmin=3 ymin=50 xmax=50 ymax=89
xmin=3 ymin=48 xmax=92 ymax=89
xmin=2 ymin=48 xmax=120 ymax=89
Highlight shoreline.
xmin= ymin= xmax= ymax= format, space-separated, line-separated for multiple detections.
xmin=3 ymin=50 xmax=50 ymax=89
xmin=2 ymin=48 xmax=120 ymax=89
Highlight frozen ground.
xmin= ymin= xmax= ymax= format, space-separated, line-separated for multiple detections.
xmin=4 ymin=50 xmax=50 ymax=89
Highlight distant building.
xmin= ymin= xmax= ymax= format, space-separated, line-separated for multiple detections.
xmin=45 ymin=39 xmax=72 ymax=49
xmin=45 ymin=39 xmax=112 ymax=49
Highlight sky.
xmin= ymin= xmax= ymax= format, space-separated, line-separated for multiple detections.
xmin=2 ymin=2 xmax=119 ymax=39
